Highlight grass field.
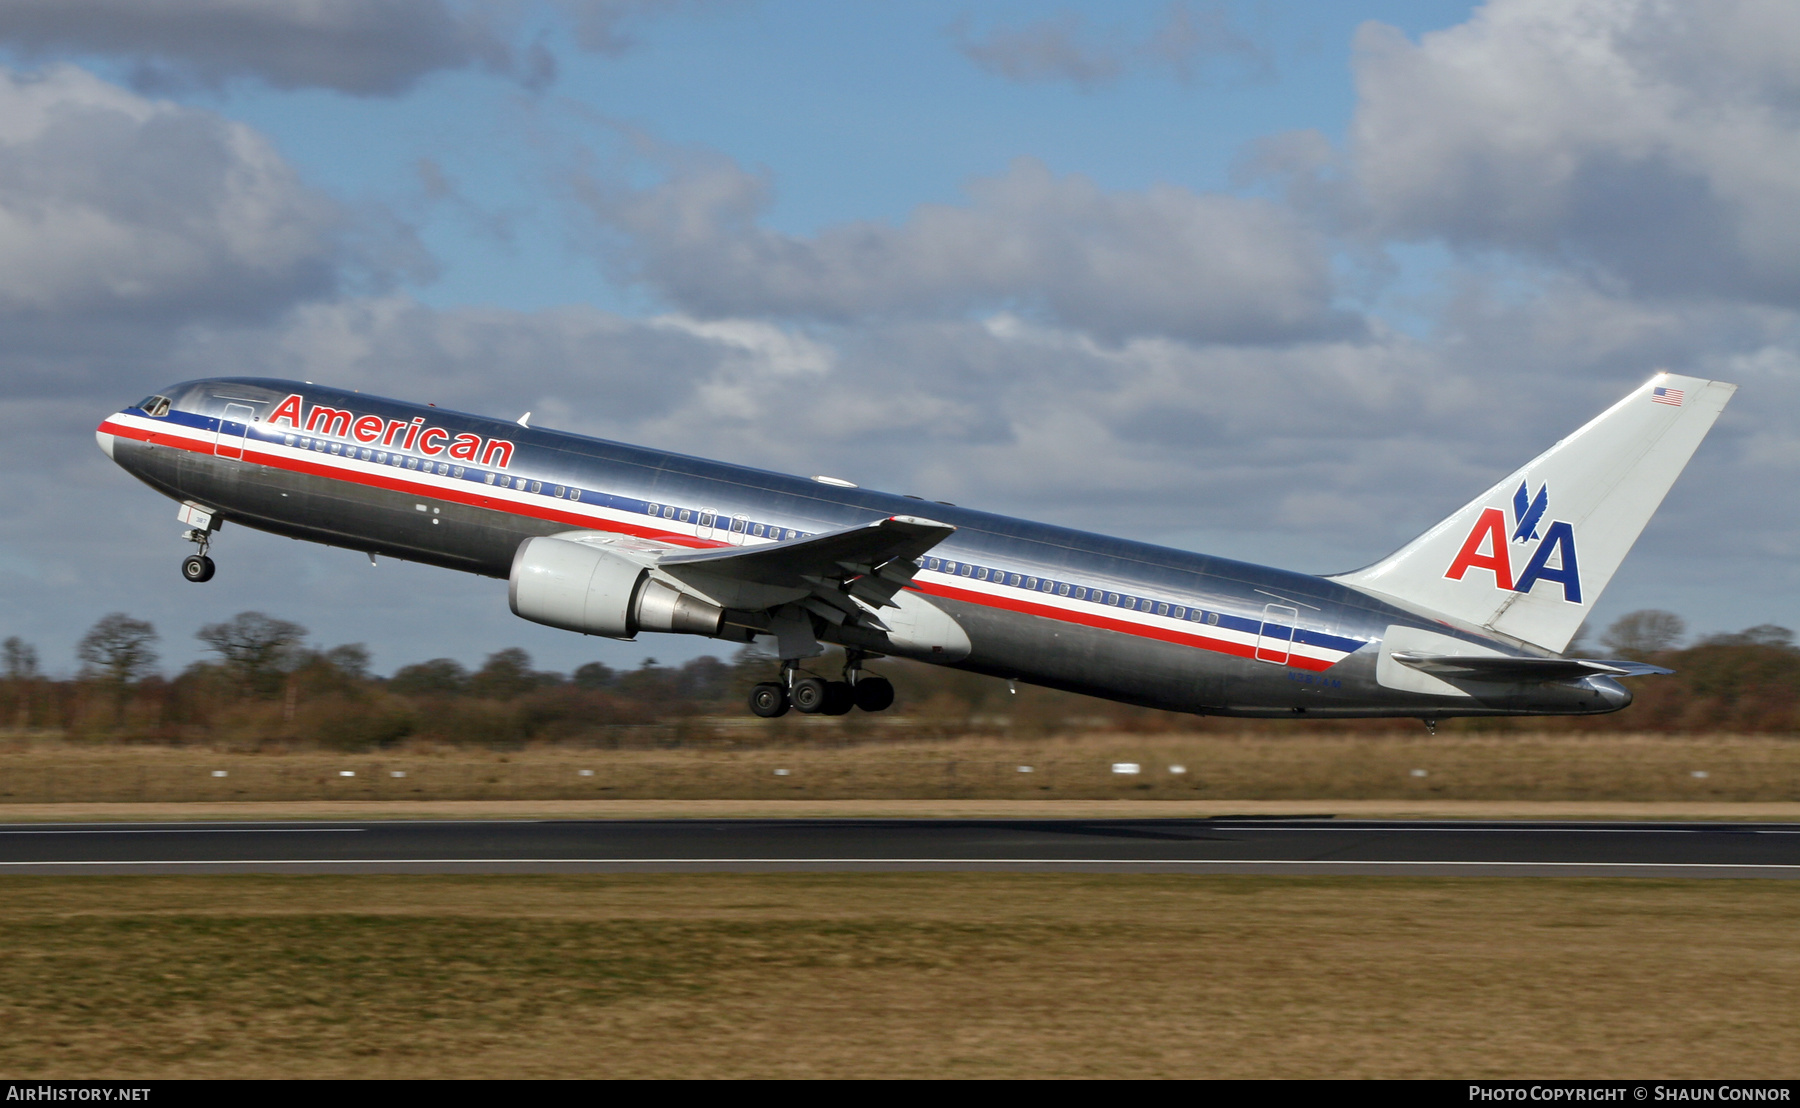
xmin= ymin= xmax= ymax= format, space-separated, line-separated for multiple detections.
xmin=2 ymin=731 xmax=1798 ymax=803
xmin=1 ymin=874 xmax=1796 ymax=1078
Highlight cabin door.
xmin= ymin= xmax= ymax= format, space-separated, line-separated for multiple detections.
xmin=1255 ymin=603 xmax=1298 ymax=664
xmin=214 ymin=403 xmax=253 ymax=460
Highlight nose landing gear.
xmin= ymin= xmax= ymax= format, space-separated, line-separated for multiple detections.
xmin=746 ymin=651 xmax=896 ymax=717
xmin=180 ymin=525 xmax=216 ymax=583
xmin=181 ymin=551 xmax=215 ymax=583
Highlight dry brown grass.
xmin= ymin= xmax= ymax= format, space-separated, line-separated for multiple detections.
xmin=1 ymin=730 xmax=1798 ymax=804
xmin=0 ymin=874 xmax=1795 ymax=1078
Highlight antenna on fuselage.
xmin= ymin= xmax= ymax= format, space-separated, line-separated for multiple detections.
xmin=518 ymin=412 xmax=531 ymax=428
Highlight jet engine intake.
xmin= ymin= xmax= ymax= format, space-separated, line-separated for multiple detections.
xmin=509 ymin=536 xmax=723 ymax=639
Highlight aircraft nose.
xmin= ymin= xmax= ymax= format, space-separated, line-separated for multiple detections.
xmin=95 ymin=423 xmax=116 ymax=460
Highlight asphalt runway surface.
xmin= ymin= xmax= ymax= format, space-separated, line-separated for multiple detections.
xmin=2 ymin=817 xmax=1799 ymax=876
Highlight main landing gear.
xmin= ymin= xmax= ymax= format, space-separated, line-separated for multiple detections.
xmin=749 ymin=651 xmax=896 ymax=718
xmin=180 ymin=529 xmax=216 ymax=583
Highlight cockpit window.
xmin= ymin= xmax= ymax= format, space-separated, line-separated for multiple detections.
xmin=137 ymin=395 xmax=172 ymax=418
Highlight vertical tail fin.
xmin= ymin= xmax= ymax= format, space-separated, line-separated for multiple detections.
xmin=1330 ymin=372 xmax=1735 ymax=653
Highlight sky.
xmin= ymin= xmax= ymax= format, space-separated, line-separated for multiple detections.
xmin=2 ymin=0 xmax=1796 ymax=679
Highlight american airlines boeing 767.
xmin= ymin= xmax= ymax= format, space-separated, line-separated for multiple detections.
xmin=96 ymin=373 xmax=1733 ymax=722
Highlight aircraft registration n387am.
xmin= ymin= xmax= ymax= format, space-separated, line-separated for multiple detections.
xmin=96 ymin=373 xmax=1733 ymax=722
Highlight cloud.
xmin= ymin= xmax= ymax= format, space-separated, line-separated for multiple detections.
xmin=0 ymin=65 xmax=355 ymax=396
xmin=580 ymin=153 xmax=1357 ymax=344
xmin=176 ymin=296 xmax=744 ymax=426
xmin=551 ymin=0 xmax=705 ymax=57
xmin=1348 ymin=0 xmax=1800 ymax=307
xmin=952 ymin=2 xmax=1270 ymax=91
xmin=0 ymin=0 xmax=513 ymax=96
xmin=0 ymin=1 xmax=706 ymax=97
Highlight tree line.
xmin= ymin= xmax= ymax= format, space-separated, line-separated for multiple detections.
xmin=1 ymin=608 xmax=1796 ymax=748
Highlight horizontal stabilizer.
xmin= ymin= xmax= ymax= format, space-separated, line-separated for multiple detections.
xmin=1391 ymin=653 xmax=1673 ymax=682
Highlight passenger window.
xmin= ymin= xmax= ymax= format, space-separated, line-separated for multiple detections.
xmin=555 ymin=485 xmax=566 ymax=498
xmin=284 ymin=435 xmax=296 ymax=446
xmin=699 ymin=513 xmax=713 ymax=527
xmin=1025 ymin=577 xmax=1038 ymax=590
xmin=485 ymin=473 xmax=496 ymax=485
xmin=1072 ymin=587 xmax=1086 ymax=600
xmin=1207 ymin=612 xmax=1220 ymax=625
xmin=731 ymin=518 xmax=745 ymax=533
xmin=1041 ymin=579 xmax=1053 ymax=592
xmin=679 ymin=509 xmax=690 ymax=522
xmin=453 ymin=467 xmax=464 ymax=479
xmin=647 ymin=503 xmax=659 ymax=516
xmin=1156 ymin=603 xmax=1169 ymax=617
xmin=786 ymin=530 xmax=798 ymax=540
xmin=569 ymin=489 xmax=581 ymax=501
xmin=941 ymin=561 xmax=955 ymax=573
xmin=1057 ymin=583 xmax=1070 ymax=596
xmin=960 ymin=564 xmax=972 ymax=577
xmin=1106 ymin=593 xmax=1119 ymax=605
xmin=329 ymin=443 xmax=342 ymax=455
xmin=530 ymin=481 xmax=542 ymax=493
xmin=1172 ymin=607 xmax=1185 ymax=620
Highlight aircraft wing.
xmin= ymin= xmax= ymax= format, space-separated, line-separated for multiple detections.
xmin=660 ymin=515 xmax=953 ymax=585
xmin=657 ymin=514 xmax=955 ymax=617
xmin=1391 ymin=653 xmax=1673 ymax=682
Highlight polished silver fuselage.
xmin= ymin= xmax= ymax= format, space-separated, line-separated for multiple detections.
xmin=98 ymin=378 xmax=1630 ymax=719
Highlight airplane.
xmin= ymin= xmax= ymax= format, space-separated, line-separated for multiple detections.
xmin=95 ymin=372 xmax=1734 ymax=724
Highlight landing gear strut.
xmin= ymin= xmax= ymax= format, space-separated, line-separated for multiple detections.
xmin=180 ymin=529 xmax=216 ymax=583
xmin=745 ymin=651 xmax=896 ymax=717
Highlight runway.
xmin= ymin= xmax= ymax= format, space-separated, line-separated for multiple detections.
xmin=2 ymin=817 xmax=1799 ymax=876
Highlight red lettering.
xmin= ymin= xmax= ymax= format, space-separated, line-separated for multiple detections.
xmin=382 ymin=419 xmax=408 ymax=446
xmin=480 ymin=439 xmax=514 ymax=468
xmin=402 ymin=417 xmax=425 ymax=450
xmin=418 ymin=427 xmax=449 ymax=456
xmin=1444 ymin=507 xmax=1514 ymax=590
xmin=352 ymin=415 xmax=383 ymax=443
xmin=305 ymin=406 xmax=352 ymax=437
xmin=448 ymin=433 xmax=482 ymax=461
xmin=268 ymin=394 xmax=304 ymax=428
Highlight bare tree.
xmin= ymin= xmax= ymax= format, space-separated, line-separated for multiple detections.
xmin=4 ymin=636 xmax=39 ymax=729
xmin=76 ymin=614 xmax=159 ymax=723
xmin=322 ymin=644 xmax=371 ymax=681
xmin=196 ymin=612 xmax=308 ymax=699
xmin=1602 ymin=610 xmax=1687 ymax=658
xmin=3 ymin=637 xmax=38 ymax=681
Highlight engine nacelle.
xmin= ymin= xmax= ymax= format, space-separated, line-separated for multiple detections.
xmin=508 ymin=536 xmax=724 ymax=639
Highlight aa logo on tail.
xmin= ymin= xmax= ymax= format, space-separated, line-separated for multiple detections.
xmin=1443 ymin=480 xmax=1583 ymax=603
